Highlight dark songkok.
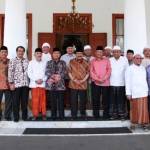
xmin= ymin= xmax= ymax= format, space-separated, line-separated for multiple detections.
xmin=76 ymin=46 xmax=83 ymax=53
xmin=53 ymin=47 xmax=60 ymax=52
xmin=127 ymin=49 xmax=134 ymax=54
xmin=66 ymin=43 xmax=74 ymax=48
xmin=35 ymin=48 xmax=42 ymax=53
xmin=96 ymin=46 xmax=104 ymax=51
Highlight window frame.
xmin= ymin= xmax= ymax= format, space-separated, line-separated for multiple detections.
xmin=112 ymin=13 xmax=124 ymax=48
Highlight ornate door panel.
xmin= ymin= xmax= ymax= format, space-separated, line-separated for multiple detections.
xmin=53 ymin=13 xmax=92 ymax=34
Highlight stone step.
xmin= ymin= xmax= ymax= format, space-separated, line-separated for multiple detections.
xmin=0 ymin=120 xmax=130 ymax=129
xmin=0 ymin=120 xmax=130 ymax=135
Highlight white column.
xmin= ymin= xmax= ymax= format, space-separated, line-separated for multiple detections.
xmin=4 ymin=0 xmax=26 ymax=59
xmin=124 ymin=0 xmax=147 ymax=55
xmin=145 ymin=0 xmax=150 ymax=46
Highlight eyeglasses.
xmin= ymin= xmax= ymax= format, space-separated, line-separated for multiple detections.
xmin=135 ymin=57 xmax=143 ymax=60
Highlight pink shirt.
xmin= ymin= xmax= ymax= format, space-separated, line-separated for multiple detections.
xmin=90 ymin=57 xmax=111 ymax=86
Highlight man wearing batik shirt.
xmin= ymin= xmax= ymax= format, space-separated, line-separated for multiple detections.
xmin=69 ymin=47 xmax=89 ymax=119
xmin=8 ymin=46 xmax=29 ymax=122
xmin=28 ymin=48 xmax=47 ymax=121
xmin=0 ymin=46 xmax=12 ymax=121
xmin=90 ymin=46 xmax=111 ymax=119
xmin=46 ymin=48 xmax=67 ymax=120
xmin=109 ymin=46 xmax=129 ymax=120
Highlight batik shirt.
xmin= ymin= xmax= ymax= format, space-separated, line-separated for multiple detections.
xmin=45 ymin=60 xmax=67 ymax=91
xmin=8 ymin=57 xmax=29 ymax=88
xmin=68 ymin=58 xmax=89 ymax=90
xmin=0 ymin=58 xmax=9 ymax=90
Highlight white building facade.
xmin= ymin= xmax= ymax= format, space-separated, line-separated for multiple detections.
xmin=0 ymin=0 xmax=150 ymax=58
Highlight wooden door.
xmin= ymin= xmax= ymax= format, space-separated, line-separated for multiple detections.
xmin=89 ymin=33 xmax=107 ymax=54
xmin=56 ymin=33 xmax=89 ymax=54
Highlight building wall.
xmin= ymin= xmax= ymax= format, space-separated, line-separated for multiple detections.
xmin=145 ymin=0 xmax=150 ymax=46
xmin=0 ymin=0 xmax=5 ymax=12
xmin=0 ymin=0 xmax=124 ymax=51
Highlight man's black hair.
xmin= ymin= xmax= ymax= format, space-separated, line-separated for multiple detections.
xmin=16 ymin=46 xmax=25 ymax=52
xmin=127 ymin=49 xmax=134 ymax=54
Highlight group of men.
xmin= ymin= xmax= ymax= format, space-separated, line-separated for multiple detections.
xmin=0 ymin=42 xmax=150 ymax=130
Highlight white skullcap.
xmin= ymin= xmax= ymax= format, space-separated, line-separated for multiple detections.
xmin=133 ymin=53 xmax=143 ymax=58
xmin=143 ymin=46 xmax=150 ymax=49
xmin=84 ymin=45 xmax=92 ymax=50
xmin=112 ymin=45 xmax=121 ymax=51
xmin=104 ymin=46 xmax=112 ymax=50
xmin=42 ymin=43 xmax=50 ymax=48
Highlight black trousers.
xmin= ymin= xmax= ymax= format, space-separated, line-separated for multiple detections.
xmin=46 ymin=90 xmax=51 ymax=109
xmin=148 ymin=96 xmax=150 ymax=114
xmin=12 ymin=86 xmax=29 ymax=121
xmin=91 ymin=82 xmax=110 ymax=118
xmin=49 ymin=91 xmax=65 ymax=118
xmin=0 ymin=90 xmax=12 ymax=119
xmin=70 ymin=89 xmax=87 ymax=118
xmin=109 ymin=86 xmax=126 ymax=118
xmin=64 ymin=79 xmax=71 ymax=108
xmin=126 ymin=98 xmax=130 ymax=118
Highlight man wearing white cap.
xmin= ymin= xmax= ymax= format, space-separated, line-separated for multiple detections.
xmin=68 ymin=46 xmax=89 ymax=119
xmin=104 ymin=46 xmax=112 ymax=58
xmin=126 ymin=54 xmax=149 ymax=130
xmin=109 ymin=45 xmax=129 ymax=120
xmin=142 ymin=47 xmax=150 ymax=68
xmin=42 ymin=43 xmax=52 ymax=62
xmin=83 ymin=45 xmax=94 ymax=62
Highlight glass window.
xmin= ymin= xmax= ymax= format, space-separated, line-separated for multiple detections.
xmin=112 ymin=14 xmax=124 ymax=51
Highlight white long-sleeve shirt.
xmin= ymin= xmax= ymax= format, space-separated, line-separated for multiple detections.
xmin=125 ymin=64 xmax=148 ymax=99
xmin=42 ymin=53 xmax=52 ymax=62
xmin=110 ymin=56 xmax=129 ymax=86
xmin=27 ymin=59 xmax=47 ymax=88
